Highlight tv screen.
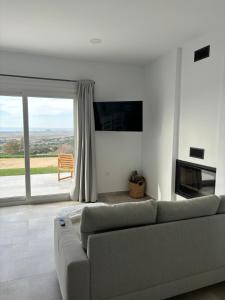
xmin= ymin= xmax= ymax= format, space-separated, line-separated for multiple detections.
xmin=93 ymin=101 xmax=142 ymax=131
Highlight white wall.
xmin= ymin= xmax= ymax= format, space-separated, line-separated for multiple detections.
xmin=142 ymin=49 xmax=180 ymax=200
xmin=0 ymin=51 xmax=144 ymax=193
xmin=142 ymin=32 xmax=225 ymax=200
xmin=178 ymin=33 xmax=225 ymax=168
xmin=2 ymin=33 xmax=225 ymax=199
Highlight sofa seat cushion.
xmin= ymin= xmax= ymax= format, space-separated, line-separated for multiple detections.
xmin=157 ymin=195 xmax=220 ymax=223
xmin=81 ymin=199 xmax=157 ymax=250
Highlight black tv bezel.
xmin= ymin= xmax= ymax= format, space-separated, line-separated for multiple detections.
xmin=93 ymin=101 xmax=143 ymax=132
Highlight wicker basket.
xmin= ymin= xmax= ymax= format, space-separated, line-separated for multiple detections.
xmin=128 ymin=181 xmax=145 ymax=199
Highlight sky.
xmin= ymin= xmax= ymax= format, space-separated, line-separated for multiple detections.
xmin=0 ymin=96 xmax=74 ymax=130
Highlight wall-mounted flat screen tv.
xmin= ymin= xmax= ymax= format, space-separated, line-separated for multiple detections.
xmin=93 ymin=101 xmax=143 ymax=131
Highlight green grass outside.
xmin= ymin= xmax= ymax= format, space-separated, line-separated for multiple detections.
xmin=0 ymin=167 xmax=58 ymax=176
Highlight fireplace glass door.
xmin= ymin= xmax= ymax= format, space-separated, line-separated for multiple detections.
xmin=175 ymin=160 xmax=216 ymax=198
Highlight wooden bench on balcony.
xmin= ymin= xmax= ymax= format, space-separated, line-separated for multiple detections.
xmin=58 ymin=153 xmax=74 ymax=181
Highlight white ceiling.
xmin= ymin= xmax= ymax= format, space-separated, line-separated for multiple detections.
xmin=0 ymin=0 xmax=225 ymax=64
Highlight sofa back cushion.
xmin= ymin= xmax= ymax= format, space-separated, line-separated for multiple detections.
xmin=80 ymin=199 xmax=157 ymax=250
xmin=157 ymin=195 xmax=220 ymax=223
xmin=88 ymin=214 xmax=225 ymax=300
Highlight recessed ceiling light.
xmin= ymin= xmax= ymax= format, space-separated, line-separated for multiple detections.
xmin=90 ymin=38 xmax=102 ymax=44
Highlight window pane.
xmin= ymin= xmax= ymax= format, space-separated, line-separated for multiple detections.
xmin=28 ymin=97 xmax=74 ymax=196
xmin=0 ymin=96 xmax=25 ymax=198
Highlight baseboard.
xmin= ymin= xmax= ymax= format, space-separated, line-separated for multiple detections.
xmin=0 ymin=194 xmax=71 ymax=207
xmin=0 ymin=199 xmax=27 ymax=207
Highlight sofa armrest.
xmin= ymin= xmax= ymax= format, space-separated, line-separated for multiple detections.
xmin=54 ymin=218 xmax=90 ymax=300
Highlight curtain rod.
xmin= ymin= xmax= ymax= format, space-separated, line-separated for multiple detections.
xmin=0 ymin=74 xmax=95 ymax=84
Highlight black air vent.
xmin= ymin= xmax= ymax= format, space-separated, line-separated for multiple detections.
xmin=194 ymin=45 xmax=210 ymax=62
xmin=190 ymin=147 xmax=204 ymax=159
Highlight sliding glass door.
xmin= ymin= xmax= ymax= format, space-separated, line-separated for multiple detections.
xmin=28 ymin=97 xmax=74 ymax=197
xmin=0 ymin=96 xmax=25 ymax=199
xmin=0 ymin=95 xmax=75 ymax=202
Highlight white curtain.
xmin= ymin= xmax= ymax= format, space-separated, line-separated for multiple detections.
xmin=70 ymin=80 xmax=97 ymax=203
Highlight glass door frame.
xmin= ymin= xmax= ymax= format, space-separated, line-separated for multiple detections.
xmin=0 ymin=91 xmax=75 ymax=205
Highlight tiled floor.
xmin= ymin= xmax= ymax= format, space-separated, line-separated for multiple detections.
xmin=1 ymin=197 xmax=225 ymax=300
xmin=0 ymin=201 xmax=75 ymax=300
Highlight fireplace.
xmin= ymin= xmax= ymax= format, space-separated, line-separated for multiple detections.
xmin=175 ymin=160 xmax=216 ymax=198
